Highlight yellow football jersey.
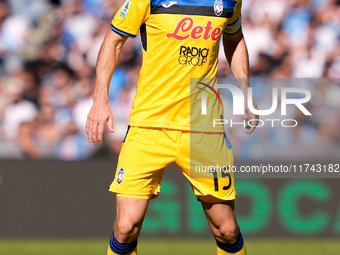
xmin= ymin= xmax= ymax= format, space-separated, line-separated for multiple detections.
xmin=111 ymin=0 xmax=242 ymax=132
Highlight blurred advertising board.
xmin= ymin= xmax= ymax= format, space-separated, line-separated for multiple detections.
xmin=0 ymin=160 xmax=339 ymax=238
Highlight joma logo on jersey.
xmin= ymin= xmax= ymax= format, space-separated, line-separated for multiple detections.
xmin=167 ymin=17 xmax=221 ymax=41
xmin=178 ymin=46 xmax=209 ymax=66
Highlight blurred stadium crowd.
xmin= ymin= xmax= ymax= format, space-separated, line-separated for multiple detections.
xmin=0 ymin=0 xmax=339 ymax=160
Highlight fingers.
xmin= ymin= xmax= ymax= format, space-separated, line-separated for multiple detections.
xmin=243 ymin=110 xmax=251 ymax=131
xmin=243 ymin=107 xmax=259 ymax=135
xmin=91 ymin=120 xmax=99 ymax=145
xmin=86 ymin=114 xmax=95 ymax=143
xmin=97 ymin=122 xmax=105 ymax=144
xmin=243 ymin=113 xmax=250 ymax=123
xmin=86 ymin=117 xmax=91 ymax=142
xmin=86 ymin=118 xmax=102 ymax=145
xmin=86 ymin=108 xmax=114 ymax=145
xmin=86 ymin=114 xmax=99 ymax=144
xmin=245 ymin=111 xmax=259 ymax=135
xmin=243 ymin=113 xmax=250 ymax=129
xmin=107 ymin=114 xmax=114 ymax=133
xmin=246 ymin=120 xmax=256 ymax=134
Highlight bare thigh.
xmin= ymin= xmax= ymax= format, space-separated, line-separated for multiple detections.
xmin=201 ymin=199 xmax=239 ymax=243
xmin=114 ymin=196 xmax=149 ymax=243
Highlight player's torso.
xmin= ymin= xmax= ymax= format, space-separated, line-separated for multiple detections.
xmin=127 ymin=0 xmax=238 ymax=130
xmin=141 ymin=0 xmax=236 ymax=77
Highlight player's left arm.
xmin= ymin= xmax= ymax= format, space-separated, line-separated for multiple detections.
xmin=223 ymin=27 xmax=259 ymax=135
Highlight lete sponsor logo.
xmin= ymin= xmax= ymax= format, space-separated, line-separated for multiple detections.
xmin=167 ymin=17 xmax=221 ymax=41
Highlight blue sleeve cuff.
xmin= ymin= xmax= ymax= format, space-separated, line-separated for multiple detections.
xmin=110 ymin=24 xmax=136 ymax=38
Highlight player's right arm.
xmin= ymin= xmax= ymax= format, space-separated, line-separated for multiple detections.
xmin=86 ymin=30 xmax=128 ymax=145
xmin=87 ymin=0 xmax=150 ymax=144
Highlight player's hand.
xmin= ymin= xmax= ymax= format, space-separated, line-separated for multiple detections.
xmin=243 ymin=96 xmax=259 ymax=135
xmin=86 ymin=100 xmax=114 ymax=145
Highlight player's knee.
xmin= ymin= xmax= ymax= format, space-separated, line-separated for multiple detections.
xmin=114 ymin=219 xmax=140 ymax=243
xmin=216 ymin=222 xmax=239 ymax=244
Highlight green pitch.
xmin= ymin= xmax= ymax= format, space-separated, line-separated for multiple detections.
xmin=0 ymin=238 xmax=339 ymax=255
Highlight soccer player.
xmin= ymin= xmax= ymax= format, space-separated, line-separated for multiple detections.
xmin=86 ymin=0 xmax=258 ymax=254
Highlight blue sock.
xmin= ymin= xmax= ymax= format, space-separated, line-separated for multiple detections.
xmin=216 ymin=232 xmax=244 ymax=254
xmin=109 ymin=233 xmax=137 ymax=255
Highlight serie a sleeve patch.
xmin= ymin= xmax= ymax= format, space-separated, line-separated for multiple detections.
xmin=111 ymin=0 xmax=150 ymax=38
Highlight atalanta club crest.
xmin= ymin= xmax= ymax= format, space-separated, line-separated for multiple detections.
xmin=117 ymin=168 xmax=124 ymax=184
xmin=214 ymin=0 xmax=223 ymax=16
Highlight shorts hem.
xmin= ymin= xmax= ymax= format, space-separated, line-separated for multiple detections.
xmin=128 ymin=121 xmax=225 ymax=133
xmin=111 ymin=191 xmax=160 ymax=200
xmin=197 ymin=194 xmax=237 ymax=203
